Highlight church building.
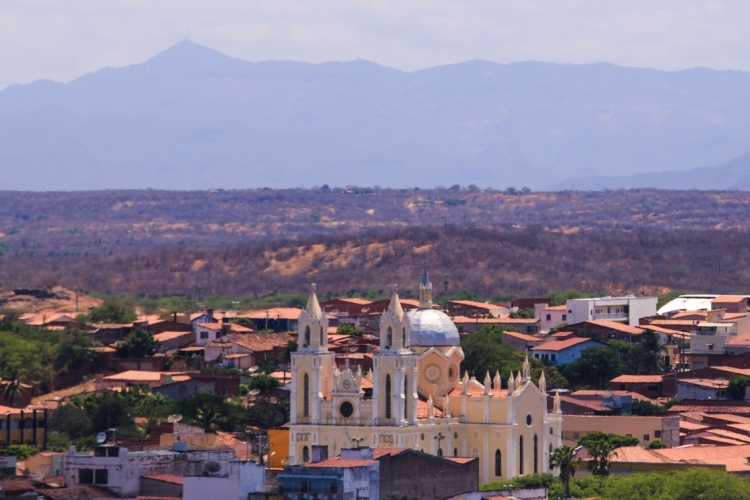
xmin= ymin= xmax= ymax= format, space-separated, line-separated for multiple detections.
xmin=289 ymin=271 xmax=562 ymax=483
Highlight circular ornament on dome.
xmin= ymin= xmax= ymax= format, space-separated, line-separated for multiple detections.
xmin=425 ymin=364 xmax=441 ymax=382
xmin=339 ymin=401 xmax=354 ymax=418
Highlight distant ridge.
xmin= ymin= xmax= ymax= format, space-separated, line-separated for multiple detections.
xmin=2 ymin=40 xmax=750 ymax=191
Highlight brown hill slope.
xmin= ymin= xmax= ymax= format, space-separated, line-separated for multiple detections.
xmin=0 ymin=225 xmax=746 ymax=299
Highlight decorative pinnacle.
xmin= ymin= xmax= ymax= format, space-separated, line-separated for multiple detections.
xmin=311 ymin=283 xmax=316 ymax=292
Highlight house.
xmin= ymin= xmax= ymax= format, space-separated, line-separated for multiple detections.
xmin=511 ymin=297 xmax=551 ymax=310
xmin=534 ymin=304 xmax=568 ymax=332
xmin=152 ymin=373 xmax=241 ymax=399
xmin=95 ymin=371 xmax=190 ymax=391
xmin=502 ymin=330 xmax=544 ymax=353
xmin=194 ymin=322 xmax=253 ymax=347
xmin=64 ymin=445 xmax=236 ymax=498
xmin=154 ymin=330 xmax=195 ymax=352
xmin=243 ymin=308 xmax=301 ymax=332
xmin=561 ymin=414 xmax=680 ymax=447
xmin=446 ymin=300 xmax=510 ymax=317
xmin=530 ymin=337 xmax=605 ymax=365
xmin=610 ymin=374 xmax=666 ymax=399
xmin=319 ymin=297 xmax=372 ymax=317
xmin=0 ymin=405 xmax=48 ymax=447
xmin=610 ymin=444 xmax=750 ymax=474
xmin=712 ymin=295 xmax=749 ymax=313
xmin=86 ymin=323 xmax=134 ymax=345
xmin=183 ymin=460 xmax=265 ymax=500
xmin=204 ymin=332 xmax=293 ymax=367
xmin=451 ymin=316 xmax=541 ymax=335
xmin=278 ymin=447 xmax=479 ymax=500
xmin=566 ymin=296 xmax=657 ymax=327
xmin=140 ymin=474 xmax=184 ymax=498
xmin=566 ymin=320 xmax=645 ymax=342
xmin=676 ymin=378 xmax=730 ymax=400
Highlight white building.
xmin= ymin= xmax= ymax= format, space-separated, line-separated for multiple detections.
xmin=183 ymin=460 xmax=265 ymax=500
xmin=565 ymin=296 xmax=657 ymax=327
xmin=64 ymin=445 xmax=235 ymax=497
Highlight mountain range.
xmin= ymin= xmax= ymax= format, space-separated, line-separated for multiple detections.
xmin=2 ymin=40 xmax=750 ymax=191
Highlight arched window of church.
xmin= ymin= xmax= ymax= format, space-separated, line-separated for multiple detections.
xmin=404 ymin=376 xmax=408 ymax=420
xmin=533 ymin=434 xmax=539 ymax=474
xmin=495 ymin=449 xmax=502 ymax=477
xmin=303 ymin=374 xmax=310 ymax=418
xmin=403 ymin=327 xmax=407 ymax=347
xmin=386 ymin=327 xmax=392 ymax=349
xmin=519 ymin=435 xmax=524 ymax=475
xmin=454 ymin=448 xmax=458 ymax=457
xmin=437 ymin=447 xmax=443 ymax=457
xmin=549 ymin=443 xmax=553 ymax=471
xmin=302 ymin=446 xmax=309 ymax=463
xmin=304 ymin=326 xmax=310 ymax=348
xmin=471 ymin=447 xmax=479 ymax=458
xmin=320 ymin=325 xmax=324 ymax=346
xmin=385 ymin=375 xmax=392 ymax=419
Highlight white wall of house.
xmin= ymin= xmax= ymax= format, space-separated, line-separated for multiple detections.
xmin=183 ymin=461 xmax=265 ymax=500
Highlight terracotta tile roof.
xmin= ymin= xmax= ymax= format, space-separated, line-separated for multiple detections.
xmin=142 ymin=474 xmax=184 ymax=485
xmin=178 ymin=345 xmax=205 ymax=352
xmin=451 ymin=315 xmax=538 ymax=325
xmin=570 ymin=390 xmax=654 ymax=402
xmin=702 ymin=413 xmax=750 ymax=424
xmin=502 ymin=330 xmax=543 ymax=342
xmin=713 ymin=296 xmax=748 ymax=303
xmin=650 ymin=319 xmax=701 ymax=327
xmin=226 ymin=332 xmax=293 ymax=352
xmin=546 ymin=305 xmax=567 ymax=311
xmin=153 ymin=331 xmax=192 ymax=341
xmin=444 ymin=457 xmax=476 ymax=464
xmin=531 ymin=337 xmax=595 ymax=352
xmin=551 ymin=331 xmax=576 ymax=338
xmin=705 ymin=429 xmax=750 ymax=443
xmin=669 ymin=405 xmax=750 ymax=414
xmin=43 ymin=485 xmax=119 ymax=499
xmin=727 ymin=423 xmax=750 ymax=434
xmin=655 ymin=444 xmax=750 ymax=471
xmin=640 ymin=325 xmax=688 ymax=336
xmin=610 ymin=374 xmax=664 ymax=384
xmin=243 ymin=308 xmax=303 ymax=320
xmin=680 ymin=421 xmax=709 ymax=432
xmin=417 ymin=397 xmax=444 ymax=419
xmin=558 ymin=395 xmax=610 ymax=412
xmin=322 ymin=298 xmax=372 ymax=305
xmin=195 ymin=322 xmax=253 ymax=332
xmin=725 ymin=335 xmax=750 ymax=347
xmin=689 ymin=433 xmax=746 ymax=445
xmin=585 ymin=320 xmax=645 ymax=335
xmin=373 ymin=448 xmax=405 ymax=458
xmin=613 ymin=446 xmax=667 ymax=463
xmin=677 ymin=378 xmax=729 ymax=389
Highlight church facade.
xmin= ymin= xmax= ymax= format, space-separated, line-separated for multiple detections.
xmin=289 ymin=272 xmax=562 ymax=483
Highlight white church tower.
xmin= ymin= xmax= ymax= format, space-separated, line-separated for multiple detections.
xmin=372 ymin=285 xmax=418 ymax=426
xmin=290 ymin=284 xmax=335 ymax=425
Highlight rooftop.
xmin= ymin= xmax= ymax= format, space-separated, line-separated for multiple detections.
xmin=610 ymin=374 xmax=664 ymax=384
xmin=531 ymin=337 xmax=595 ymax=352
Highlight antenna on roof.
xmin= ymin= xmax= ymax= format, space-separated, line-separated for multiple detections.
xmin=249 ymin=388 xmax=261 ymax=397
xmin=167 ymin=414 xmax=183 ymax=424
xmin=95 ymin=432 xmax=108 ymax=444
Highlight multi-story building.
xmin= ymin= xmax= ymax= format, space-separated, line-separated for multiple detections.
xmin=565 ymin=296 xmax=657 ymax=327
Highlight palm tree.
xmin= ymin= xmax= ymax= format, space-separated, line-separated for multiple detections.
xmin=638 ymin=330 xmax=664 ymax=373
xmin=586 ymin=439 xmax=617 ymax=477
xmin=195 ymin=405 xmax=218 ymax=433
xmin=1 ymin=368 xmax=26 ymax=407
xmin=550 ymin=445 xmax=582 ymax=499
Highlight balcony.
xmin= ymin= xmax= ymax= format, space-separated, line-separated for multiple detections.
xmin=592 ymin=313 xmax=627 ymax=321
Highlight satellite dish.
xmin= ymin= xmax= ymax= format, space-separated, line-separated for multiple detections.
xmin=167 ymin=414 xmax=183 ymax=423
xmin=96 ymin=432 xmax=108 ymax=444
xmin=249 ymin=389 xmax=261 ymax=396
xmin=249 ymin=366 xmax=260 ymax=373
xmin=202 ymin=461 xmax=221 ymax=475
xmin=29 ymin=466 xmax=49 ymax=481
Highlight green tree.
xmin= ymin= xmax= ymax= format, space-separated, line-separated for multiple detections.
xmin=116 ymin=329 xmax=157 ymax=358
xmin=604 ymin=468 xmax=750 ymax=500
xmin=560 ymin=346 xmax=624 ymax=389
xmin=549 ymin=445 xmax=582 ymax=499
xmin=195 ymin=405 xmax=218 ymax=433
xmin=1 ymin=368 xmax=26 ymax=406
xmin=0 ymin=444 xmax=37 ymax=460
xmin=337 ymin=323 xmax=364 ymax=337
xmin=87 ymin=301 xmax=137 ymax=324
xmin=230 ymin=317 xmax=256 ymax=329
xmin=648 ymin=440 xmax=667 ymax=449
xmin=510 ymin=308 xmax=535 ymax=319
xmin=579 ymin=432 xmax=639 ymax=450
xmin=630 ymin=400 xmax=667 ymax=416
xmin=249 ymin=374 xmax=281 ymax=394
xmin=729 ymin=375 xmax=750 ymax=400
xmin=585 ymin=438 xmax=617 ymax=477
xmin=48 ymin=405 xmax=93 ymax=440
xmin=54 ymin=327 xmax=97 ymax=371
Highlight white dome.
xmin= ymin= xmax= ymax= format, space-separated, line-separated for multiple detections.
xmin=407 ymin=309 xmax=460 ymax=347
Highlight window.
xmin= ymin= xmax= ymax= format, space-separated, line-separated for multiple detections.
xmin=562 ymin=314 xmax=567 ymax=321
xmin=94 ymin=469 xmax=108 ymax=485
xmin=304 ymin=326 xmax=310 ymax=348
xmin=403 ymin=327 xmax=408 ymax=348
xmin=200 ymin=331 xmax=208 ymax=339
xmin=526 ymin=414 xmax=532 ymax=426
xmin=320 ymin=325 xmax=324 ymax=346
xmin=620 ymin=384 xmax=626 ymax=390
xmin=647 ymin=385 xmax=659 ymax=392
xmin=339 ymin=401 xmax=354 ymax=418
xmin=643 ymin=434 xmax=650 ymax=441
xmin=385 ymin=374 xmax=392 ymax=419
xmin=302 ymin=446 xmax=310 ymax=463
xmin=533 ymin=434 xmax=538 ymax=474
xmin=454 ymin=448 xmax=458 ymax=457
xmin=551 ymin=354 xmax=556 ymax=361
xmin=655 ymin=431 xmax=662 ymax=438
xmin=519 ymin=435 xmax=524 ymax=475
xmin=495 ymin=449 xmax=502 ymax=476
xmin=79 ymin=469 xmax=94 ymax=484
xmin=386 ymin=327 xmax=392 ymax=349
xmin=708 ymin=344 xmax=714 ymax=351
xmin=546 ymin=314 xmax=551 ymax=321
xmin=572 ymin=432 xmax=580 ymax=441
xmin=303 ymin=374 xmax=310 ymax=418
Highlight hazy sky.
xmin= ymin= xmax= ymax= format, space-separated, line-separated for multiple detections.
xmin=2 ymin=1 xmax=749 ymax=90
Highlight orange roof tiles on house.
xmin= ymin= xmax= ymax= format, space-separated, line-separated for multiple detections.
xmin=153 ymin=331 xmax=192 ymax=341
xmin=417 ymin=398 xmax=444 ymax=419
xmin=570 ymin=390 xmax=654 ymax=402
xmin=725 ymin=336 xmax=750 ymax=347
xmin=702 ymin=413 xmax=750 ymax=424
xmin=679 ymin=378 xmax=730 ymax=389
xmin=727 ymin=423 xmax=750 ymax=434
xmin=226 ymin=332 xmax=293 ymax=352
xmin=141 ymin=475 xmax=184 ymax=485
xmin=640 ymin=325 xmax=689 ymax=336
xmin=531 ymin=337 xmax=594 ymax=352
xmin=551 ymin=331 xmax=576 ymax=339
xmin=502 ymin=330 xmax=543 ymax=342
xmin=713 ymin=296 xmax=748 ymax=303
xmin=613 ymin=446 xmax=668 ymax=463
xmin=688 ymin=433 xmax=746 ymax=446
xmin=323 ymin=298 xmax=372 ymax=305
xmin=444 ymin=457 xmax=476 ymax=464
xmin=102 ymin=371 xmax=188 ymax=382
xmin=545 ymin=305 xmax=567 ymax=311
xmin=680 ymin=421 xmax=709 ymax=432
xmin=195 ymin=322 xmax=253 ymax=332
xmin=451 ymin=316 xmax=538 ymax=325
xmin=669 ymin=404 xmax=750 ymax=414
xmin=243 ymin=308 xmax=303 ymax=320
xmin=655 ymin=444 xmax=750 ymax=472
xmin=449 ymin=300 xmax=506 ymax=310
xmin=585 ymin=320 xmax=645 ymax=335
xmin=705 ymin=429 xmax=750 ymax=444
xmin=610 ymin=374 xmax=664 ymax=384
